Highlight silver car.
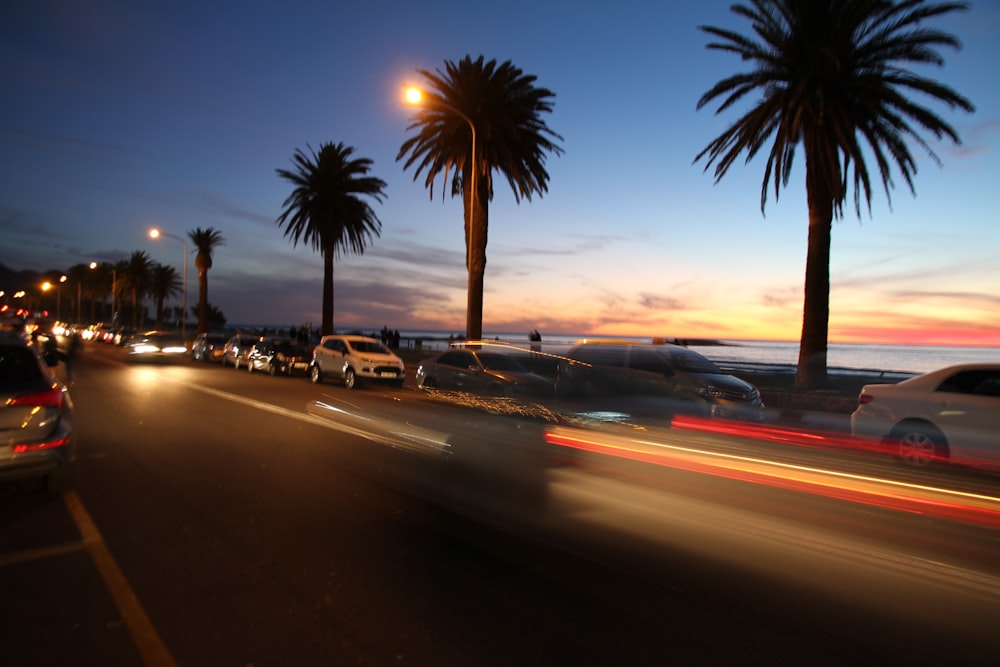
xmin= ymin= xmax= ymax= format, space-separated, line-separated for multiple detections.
xmin=851 ymin=363 xmax=1000 ymax=470
xmin=0 ymin=331 xmax=76 ymax=492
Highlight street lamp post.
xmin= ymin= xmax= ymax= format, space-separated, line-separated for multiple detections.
xmin=404 ymin=86 xmax=479 ymax=341
xmin=149 ymin=228 xmax=188 ymax=340
xmin=78 ymin=262 xmax=98 ymax=323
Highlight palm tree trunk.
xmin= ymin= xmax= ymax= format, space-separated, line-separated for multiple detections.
xmin=198 ymin=268 xmax=208 ymax=334
xmin=795 ymin=151 xmax=833 ymax=390
xmin=465 ymin=165 xmax=487 ymax=341
xmin=321 ymin=246 xmax=335 ymax=335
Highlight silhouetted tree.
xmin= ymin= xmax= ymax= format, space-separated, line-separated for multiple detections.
xmin=188 ymin=227 xmax=225 ymax=334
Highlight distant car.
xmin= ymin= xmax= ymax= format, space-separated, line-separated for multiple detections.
xmin=191 ymin=332 xmax=227 ymax=362
xmin=417 ymin=347 xmax=554 ymax=398
xmin=309 ymin=334 xmax=405 ymax=389
xmin=0 ymin=330 xmax=76 ymax=492
xmin=222 ymin=334 xmax=260 ymax=369
xmin=850 ymin=363 xmax=1000 ymax=470
xmin=555 ymin=340 xmax=763 ymax=419
xmin=123 ymin=331 xmax=188 ymax=362
xmin=247 ymin=338 xmax=311 ymax=376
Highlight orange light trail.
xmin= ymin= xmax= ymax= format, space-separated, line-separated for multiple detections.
xmin=544 ymin=426 xmax=1000 ymax=529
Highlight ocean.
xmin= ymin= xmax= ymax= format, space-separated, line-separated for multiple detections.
xmin=232 ymin=325 xmax=998 ymax=375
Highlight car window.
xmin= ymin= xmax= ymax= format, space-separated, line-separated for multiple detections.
xmin=973 ymin=376 xmax=1000 ymax=397
xmin=323 ymin=339 xmax=345 ymax=353
xmin=937 ymin=370 xmax=999 ymax=395
xmin=349 ymin=340 xmax=391 ymax=355
xmin=477 ymin=352 xmax=527 ymax=371
xmin=438 ymin=351 xmax=473 ymax=368
xmin=0 ymin=345 xmax=44 ymax=383
xmin=570 ymin=345 xmax=625 ymax=367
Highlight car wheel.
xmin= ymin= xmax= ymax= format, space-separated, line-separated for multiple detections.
xmin=310 ymin=365 xmax=323 ymax=384
xmin=421 ymin=377 xmax=437 ymax=389
xmin=344 ymin=368 xmax=359 ymax=390
xmin=234 ymin=357 xmax=241 ymax=370
xmin=268 ymin=362 xmax=278 ymax=376
xmin=247 ymin=360 xmax=254 ymax=373
xmin=891 ymin=422 xmax=948 ymax=466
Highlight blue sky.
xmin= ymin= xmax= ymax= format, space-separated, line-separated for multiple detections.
xmin=2 ymin=0 xmax=998 ymax=345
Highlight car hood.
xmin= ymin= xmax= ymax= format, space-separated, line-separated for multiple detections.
xmin=487 ymin=370 xmax=553 ymax=387
xmin=689 ymin=372 xmax=761 ymax=403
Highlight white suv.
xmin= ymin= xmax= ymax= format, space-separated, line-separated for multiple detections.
xmin=309 ymin=335 xmax=405 ymax=389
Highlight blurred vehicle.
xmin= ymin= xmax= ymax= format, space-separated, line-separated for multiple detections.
xmin=555 ymin=340 xmax=762 ymax=418
xmin=222 ymin=334 xmax=260 ymax=369
xmin=247 ymin=338 xmax=311 ymax=376
xmin=309 ymin=334 xmax=404 ymax=389
xmin=417 ymin=347 xmax=554 ymax=398
xmin=0 ymin=330 xmax=76 ymax=492
xmin=191 ymin=332 xmax=227 ymax=362
xmin=123 ymin=331 xmax=188 ymax=362
xmin=851 ymin=363 xmax=1000 ymax=470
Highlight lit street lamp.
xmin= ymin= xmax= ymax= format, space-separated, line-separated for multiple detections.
xmin=404 ymin=85 xmax=480 ymax=341
xmin=149 ymin=228 xmax=188 ymax=340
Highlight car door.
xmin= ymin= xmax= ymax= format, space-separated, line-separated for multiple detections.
xmin=436 ymin=350 xmax=478 ymax=391
xmin=624 ymin=346 xmax=679 ymax=397
xmin=933 ymin=370 xmax=1000 ymax=467
xmin=319 ymin=338 xmax=347 ymax=379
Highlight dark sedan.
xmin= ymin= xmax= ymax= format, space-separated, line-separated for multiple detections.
xmin=416 ymin=347 xmax=554 ymax=398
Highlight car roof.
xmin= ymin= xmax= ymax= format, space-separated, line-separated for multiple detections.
xmin=321 ymin=334 xmax=378 ymax=342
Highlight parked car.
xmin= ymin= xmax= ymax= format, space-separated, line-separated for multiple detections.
xmin=123 ymin=331 xmax=188 ymax=362
xmin=309 ymin=334 xmax=405 ymax=389
xmin=851 ymin=363 xmax=1000 ymax=470
xmin=555 ymin=340 xmax=763 ymax=418
xmin=191 ymin=332 xmax=228 ymax=362
xmin=247 ymin=338 xmax=311 ymax=376
xmin=417 ymin=347 xmax=554 ymax=398
xmin=222 ymin=334 xmax=260 ymax=369
xmin=0 ymin=330 xmax=76 ymax=492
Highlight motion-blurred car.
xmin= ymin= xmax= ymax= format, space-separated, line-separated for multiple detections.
xmin=191 ymin=332 xmax=227 ymax=362
xmin=850 ymin=363 xmax=1000 ymax=470
xmin=0 ymin=331 xmax=76 ymax=492
xmin=123 ymin=331 xmax=188 ymax=362
xmin=309 ymin=334 xmax=405 ymax=389
xmin=417 ymin=347 xmax=554 ymax=398
xmin=555 ymin=340 xmax=763 ymax=418
xmin=222 ymin=334 xmax=260 ymax=369
xmin=247 ymin=338 xmax=311 ymax=376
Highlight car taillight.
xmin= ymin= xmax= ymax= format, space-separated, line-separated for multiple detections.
xmin=8 ymin=386 xmax=64 ymax=409
xmin=858 ymin=394 xmax=874 ymax=405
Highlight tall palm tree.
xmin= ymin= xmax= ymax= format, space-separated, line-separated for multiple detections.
xmin=121 ymin=251 xmax=153 ymax=329
xmin=276 ymin=142 xmax=387 ymax=335
xmin=149 ymin=263 xmax=181 ymax=328
xmin=398 ymin=55 xmax=564 ymax=341
xmin=187 ymin=227 xmax=225 ymax=334
xmin=695 ymin=0 xmax=973 ymax=389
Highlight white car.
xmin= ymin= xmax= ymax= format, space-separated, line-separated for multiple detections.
xmin=309 ymin=335 xmax=405 ymax=389
xmin=850 ymin=363 xmax=1000 ymax=470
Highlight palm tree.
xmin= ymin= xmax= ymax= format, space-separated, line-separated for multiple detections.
xmin=276 ymin=142 xmax=387 ymax=336
xmin=397 ymin=55 xmax=564 ymax=341
xmin=695 ymin=0 xmax=973 ymax=389
xmin=120 ymin=251 xmax=153 ymax=329
xmin=149 ymin=263 xmax=181 ymax=328
xmin=187 ymin=227 xmax=225 ymax=334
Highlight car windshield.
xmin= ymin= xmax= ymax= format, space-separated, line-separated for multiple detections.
xmin=349 ymin=340 xmax=391 ymax=354
xmin=0 ymin=345 xmax=45 ymax=384
xmin=660 ymin=347 xmax=723 ymax=374
xmin=477 ymin=352 xmax=528 ymax=372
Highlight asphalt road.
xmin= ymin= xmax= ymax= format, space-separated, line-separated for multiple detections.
xmin=2 ymin=342 xmax=998 ymax=666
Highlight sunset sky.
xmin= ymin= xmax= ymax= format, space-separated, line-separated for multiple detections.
xmin=2 ymin=1 xmax=998 ymax=346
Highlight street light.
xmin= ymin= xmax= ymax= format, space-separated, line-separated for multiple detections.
xmin=404 ymin=85 xmax=479 ymax=341
xmin=149 ymin=227 xmax=188 ymax=340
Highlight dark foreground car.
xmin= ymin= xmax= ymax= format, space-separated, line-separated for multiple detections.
xmin=851 ymin=363 xmax=1000 ymax=470
xmin=0 ymin=331 xmax=76 ymax=492
xmin=192 ymin=332 xmax=227 ymax=362
xmin=555 ymin=340 xmax=762 ymax=419
xmin=417 ymin=347 xmax=554 ymax=398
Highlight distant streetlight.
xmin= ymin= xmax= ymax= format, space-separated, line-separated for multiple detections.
xmin=404 ymin=85 xmax=479 ymax=340
xmin=149 ymin=227 xmax=188 ymax=339
xmin=77 ymin=261 xmax=98 ymax=323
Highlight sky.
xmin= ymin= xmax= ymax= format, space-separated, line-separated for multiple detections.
xmin=2 ymin=0 xmax=998 ymax=346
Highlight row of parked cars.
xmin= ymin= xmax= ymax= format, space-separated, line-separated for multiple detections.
xmin=147 ymin=330 xmax=1000 ymax=474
